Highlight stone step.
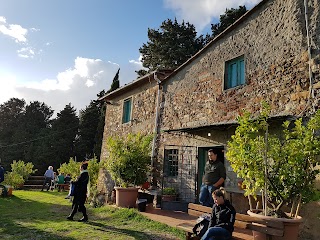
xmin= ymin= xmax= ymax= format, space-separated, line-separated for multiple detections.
xmin=23 ymin=185 xmax=44 ymax=189
xmin=28 ymin=176 xmax=44 ymax=180
xmin=24 ymin=180 xmax=44 ymax=185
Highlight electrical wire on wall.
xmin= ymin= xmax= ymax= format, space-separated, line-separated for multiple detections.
xmin=298 ymin=0 xmax=315 ymax=117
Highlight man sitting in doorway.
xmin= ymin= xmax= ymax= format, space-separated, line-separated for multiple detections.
xmin=199 ymin=149 xmax=226 ymax=207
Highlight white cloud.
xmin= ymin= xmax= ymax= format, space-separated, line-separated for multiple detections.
xmin=129 ymin=54 xmax=144 ymax=67
xmin=13 ymin=57 xmax=139 ymax=114
xmin=0 ymin=73 xmax=21 ymax=103
xmin=0 ymin=16 xmax=28 ymax=43
xmin=17 ymin=47 xmax=35 ymax=59
xmin=0 ymin=16 xmax=44 ymax=59
xmin=164 ymin=0 xmax=262 ymax=32
xmin=0 ymin=16 xmax=6 ymax=23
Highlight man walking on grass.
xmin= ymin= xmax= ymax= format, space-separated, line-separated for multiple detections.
xmin=41 ymin=166 xmax=54 ymax=191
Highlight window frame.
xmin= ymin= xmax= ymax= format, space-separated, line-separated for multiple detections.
xmin=224 ymin=55 xmax=245 ymax=90
xmin=122 ymin=97 xmax=132 ymax=124
xmin=164 ymin=149 xmax=179 ymax=177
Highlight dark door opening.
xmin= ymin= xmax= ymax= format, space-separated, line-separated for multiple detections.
xmin=197 ymin=146 xmax=225 ymax=202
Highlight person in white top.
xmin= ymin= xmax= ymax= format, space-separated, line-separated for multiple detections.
xmin=41 ymin=166 xmax=54 ymax=191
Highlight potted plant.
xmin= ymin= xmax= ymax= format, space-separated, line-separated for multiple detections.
xmin=104 ymin=133 xmax=153 ymax=208
xmin=226 ymin=103 xmax=320 ymax=240
xmin=2 ymin=160 xmax=37 ymax=193
xmin=162 ymin=187 xmax=177 ymax=201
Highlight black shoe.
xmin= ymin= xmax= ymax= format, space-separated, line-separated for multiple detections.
xmin=78 ymin=217 xmax=88 ymax=222
xmin=66 ymin=216 xmax=74 ymax=221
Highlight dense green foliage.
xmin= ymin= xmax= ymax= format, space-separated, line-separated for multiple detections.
xmin=210 ymin=6 xmax=247 ymax=39
xmin=107 ymin=68 xmax=120 ymax=94
xmin=138 ymin=18 xmax=206 ymax=76
xmin=105 ymin=133 xmax=153 ymax=187
xmin=58 ymin=157 xmax=100 ymax=203
xmin=75 ymin=102 xmax=101 ymax=160
xmin=2 ymin=160 xmax=37 ymax=188
xmin=226 ymin=104 xmax=320 ymax=217
xmin=137 ymin=6 xmax=247 ymax=78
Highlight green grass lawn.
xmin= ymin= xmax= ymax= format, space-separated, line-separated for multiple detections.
xmin=0 ymin=190 xmax=184 ymax=240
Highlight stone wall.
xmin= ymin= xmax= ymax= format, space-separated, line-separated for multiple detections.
xmin=97 ymin=79 xmax=160 ymax=200
xmin=98 ymin=0 xmax=320 ymax=204
xmin=158 ymin=0 xmax=320 ymax=201
xmin=161 ymin=0 xmax=319 ymax=131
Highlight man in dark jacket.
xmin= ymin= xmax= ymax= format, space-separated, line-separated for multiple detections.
xmin=199 ymin=149 xmax=226 ymax=207
xmin=201 ymin=188 xmax=236 ymax=240
xmin=67 ymin=162 xmax=89 ymax=222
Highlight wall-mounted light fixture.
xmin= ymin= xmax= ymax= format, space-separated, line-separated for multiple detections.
xmin=207 ymin=132 xmax=211 ymax=137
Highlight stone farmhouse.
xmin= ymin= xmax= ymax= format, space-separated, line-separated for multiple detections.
xmin=98 ymin=0 xmax=320 ymax=210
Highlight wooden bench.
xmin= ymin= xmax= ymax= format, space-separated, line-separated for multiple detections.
xmin=56 ymin=183 xmax=70 ymax=192
xmin=176 ymin=203 xmax=284 ymax=240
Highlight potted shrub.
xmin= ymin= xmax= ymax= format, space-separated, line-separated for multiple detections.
xmin=162 ymin=187 xmax=177 ymax=201
xmin=104 ymin=133 xmax=153 ymax=208
xmin=226 ymin=103 xmax=320 ymax=240
xmin=2 ymin=160 xmax=37 ymax=192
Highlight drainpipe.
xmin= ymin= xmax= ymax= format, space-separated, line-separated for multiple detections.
xmin=151 ymin=71 xmax=162 ymax=188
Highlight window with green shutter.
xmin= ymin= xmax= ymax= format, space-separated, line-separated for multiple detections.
xmin=122 ymin=98 xmax=132 ymax=124
xmin=224 ymin=56 xmax=245 ymax=89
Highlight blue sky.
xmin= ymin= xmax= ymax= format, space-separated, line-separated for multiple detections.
xmin=0 ymin=0 xmax=260 ymax=114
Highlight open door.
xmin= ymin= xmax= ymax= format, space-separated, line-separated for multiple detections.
xmin=197 ymin=146 xmax=225 ymax=202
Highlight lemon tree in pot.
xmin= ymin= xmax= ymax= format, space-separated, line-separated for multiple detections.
xmin=104 ymin=133 xmax=153 ymax=208
xmin=226 ymin=103 xmax=320 ymax=240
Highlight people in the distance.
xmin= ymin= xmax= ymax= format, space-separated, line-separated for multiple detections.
xmin=64 ymin=174 xmax=72 ymax=199
xmin=0 ymin=163 xmax=5 ymax=183
xmin=67 ymin=162 xmax=89 ymax=222
xmin=201 ymin=188 xmax=236 ymax=240
xmin=41 ymin=166 xmax=54 ymax=191
xmin=64 ymin=173 xmax=71 ymax=184
xmin=199 ymin=149 xmax=226 ymax=207
xmin=56 ymin=172 xmax=65 ymax=191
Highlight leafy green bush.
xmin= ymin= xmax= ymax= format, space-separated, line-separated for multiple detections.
xmin=104 ymin=133 xmax=153 ymax=187
xmin=58 ymin=157 xmax=101 ymax=204
xmin=11 ymin=160 xmax=37 ymax=181
xmin=226 ymin=103 xmax=320 ymax=217
xmin=162 ymin=187 xmax=177 ymax=195
xmin=3 ymin=172 xmax=24 ymax=188
xmin=2 ymin=160 xmax=37 ymax=188
xmin=58 ymin=157 xmax=81 ymax=180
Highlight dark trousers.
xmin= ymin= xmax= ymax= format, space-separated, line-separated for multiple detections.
xmin=42 ymin=177 xmax=52 ymax=191
xmin=69 ymin=200 xmax=87 ymax=219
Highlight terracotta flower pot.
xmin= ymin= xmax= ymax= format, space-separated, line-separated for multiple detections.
xmin=161 ymin=195 xmax=176 ymax=202
xmin=237 ymin=180 xmax=246 ymax=190
xmin=247 ymin=209 xmax=303 ymax=240
xmin=114 ymin=187 xmax=139 ymax=208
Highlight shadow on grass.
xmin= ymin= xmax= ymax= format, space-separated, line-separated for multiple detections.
xmin=86 ymin=221 xmax=167 ymax=240
xmin=0 ymin=191 xmax=181 ymax=240
xmin=0 ymin=191 xmax=75 ymax=240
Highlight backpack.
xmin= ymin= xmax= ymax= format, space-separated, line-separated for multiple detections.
xmin=192 ymin=214 xmax=210 ymax=238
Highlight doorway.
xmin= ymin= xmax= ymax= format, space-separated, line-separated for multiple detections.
xmin=197 ymin=146 xmax=225 ymax=201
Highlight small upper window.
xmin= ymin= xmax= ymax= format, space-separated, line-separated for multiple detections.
xmin=224 ymin=56 xmax=245 ymax=89
xmin=122 ymin=98 xmax=132 ymax=124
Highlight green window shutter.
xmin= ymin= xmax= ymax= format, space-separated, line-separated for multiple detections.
xmin=229 ymin=62 xmax=238 ymax=88
xmin=122 ymin=98 xmax=132 ymax=123
xmin=239 ymin=59 xmax=245 ymax=85
xmin=225 ymin=56 xmax=245 ymax=89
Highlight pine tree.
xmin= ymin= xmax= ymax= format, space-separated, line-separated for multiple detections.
xmin=138 ymin=18 xmax=205 ymax=76
xmin=210 ymin=6 xmax=247 ymax=39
